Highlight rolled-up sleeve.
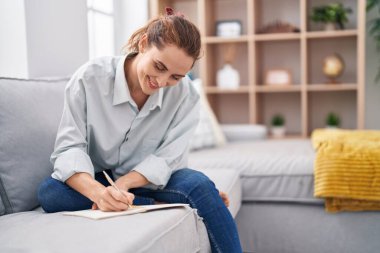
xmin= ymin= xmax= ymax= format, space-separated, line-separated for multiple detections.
xmin=50 ymin=74 xmax=94 ymax=182
xmin=132 ymin=95 xmax=200 ymax=189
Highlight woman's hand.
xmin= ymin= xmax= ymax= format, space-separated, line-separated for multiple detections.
xmin=219 ymin=191 xmax=230 ymax=207
xmin=92 ymin=186 xmax=134 ymax=212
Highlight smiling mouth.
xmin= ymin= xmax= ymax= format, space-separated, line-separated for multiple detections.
xmin=147 ymin=76 xmax=159 ymax=89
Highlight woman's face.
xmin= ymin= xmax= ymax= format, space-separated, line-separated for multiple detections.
xmin=135 ymin=39 xmax=194 ymax=96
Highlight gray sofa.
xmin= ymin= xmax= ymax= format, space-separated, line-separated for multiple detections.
xmin=0 ymin=77 xmax=242 ymax=253
xmin=1 ymin=77 xmax=380 ymax=253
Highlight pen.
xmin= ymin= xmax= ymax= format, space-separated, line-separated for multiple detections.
xmin=102 ymin=170 xmax=133 ymax=208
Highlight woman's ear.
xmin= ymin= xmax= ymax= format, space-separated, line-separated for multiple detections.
xmin=138 ymin=34 xmax=148 ymax=53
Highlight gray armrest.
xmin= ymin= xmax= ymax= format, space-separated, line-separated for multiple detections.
xmin=221 ymin=124 xmax=267 ymax=142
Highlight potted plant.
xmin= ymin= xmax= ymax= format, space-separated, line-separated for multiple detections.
xmin=326 ymin=112 xmax=341 ymax=128
xmin=271 ymin=114 xmax=286 ymax=138
xmin=367 ymin=0 xmax=380 ymax=82
xmin=310 ymin=3 xmax=352 ymax=30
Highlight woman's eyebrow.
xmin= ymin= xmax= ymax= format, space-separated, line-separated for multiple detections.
xmin=157 ymin=60 xmax=186 ymax=77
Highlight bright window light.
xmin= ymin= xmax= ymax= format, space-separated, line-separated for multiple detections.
xmin=87 ymin=0 xmax=114 ymax=59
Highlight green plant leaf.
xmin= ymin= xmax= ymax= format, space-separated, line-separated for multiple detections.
xmin=326 ymin=112 xmax=340 ymax=126
xmin=310 ymin=3 xmax=352 ymax=29
xmin=367 ymin=0 xmax=380 ymax=12
xmin=271 ymin=114 xmax=285 ymax=126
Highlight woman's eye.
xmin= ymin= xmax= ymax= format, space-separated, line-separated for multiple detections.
xmin=155 ymin=64 xmax=165 ymax=72
xmin=172 ymin=76 xmax=180 ymax=81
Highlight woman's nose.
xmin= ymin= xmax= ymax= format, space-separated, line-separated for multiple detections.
xmin=156 ymin=75 xmax=169 ymax=87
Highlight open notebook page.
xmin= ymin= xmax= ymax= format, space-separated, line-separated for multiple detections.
xmin=62 ymin=203 xmax=189 ymax=220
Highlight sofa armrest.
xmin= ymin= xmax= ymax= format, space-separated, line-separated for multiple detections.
xmin=221 ymin=124 xmax=267 ymax=142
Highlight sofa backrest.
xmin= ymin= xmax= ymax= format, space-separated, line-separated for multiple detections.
xmin=0 ymin=77 xmax=68 ymax=215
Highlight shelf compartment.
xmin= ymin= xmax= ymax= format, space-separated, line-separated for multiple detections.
xmin=307 ymin=0 xmax=358 ymax=32
xmin=255 ymin=0 xmax=301 ymax=34
xmin=307 ymin=37 xmax=357 ymax=84
xmin=257 ymin=93 xmax=302 ymax=136
xmin=208 ymin=93 xmax=250 ymax=124
xmin=205 ymin=0 xmax=248 ymax=37
xmin=204 ymin=43 xmax=249 ymax=88
xmin=256 ymin=40 xmax=301 ymax=85
xmin=307 ymin=91 xmax=357 ymax=133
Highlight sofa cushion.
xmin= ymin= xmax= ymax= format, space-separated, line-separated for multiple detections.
xmin=0 ymin=206 xmax=210 ymax=253
xmin=0 ymin=77 xmax=68 ymax=214
xmin=221 ymin=124 xmax=267 ymax=142
xmin=189 ymin=139 xmax=321 ymax=204
xmin=0 ymin=194 xmax=4 ymax=215
xmin=198 ymin=168 xmax=241 ymax=217
xmin=189 ymin=79 xmax=226 ymax=151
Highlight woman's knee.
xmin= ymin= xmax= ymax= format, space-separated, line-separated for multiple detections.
xmin=170 ymin=168 xmax=217 ymax=195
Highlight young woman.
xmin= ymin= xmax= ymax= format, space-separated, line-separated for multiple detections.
xmin=38 ymin=7 xmax=242 ymax=253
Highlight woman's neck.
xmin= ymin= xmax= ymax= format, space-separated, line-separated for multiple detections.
xmin=124 ymin=54 xmax=140 ymax=93
xmin=124 ymin=54 xmax=149 ymax=109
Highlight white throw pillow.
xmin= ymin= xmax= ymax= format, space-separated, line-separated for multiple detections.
xmin=189 ymin=79 xmax=226 ymax=151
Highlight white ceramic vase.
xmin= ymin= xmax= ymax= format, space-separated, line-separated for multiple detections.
xmin=217 ymin=64 xmax=240 ymax=89
xmin=271 ymin=126 xmax=286 ymax=138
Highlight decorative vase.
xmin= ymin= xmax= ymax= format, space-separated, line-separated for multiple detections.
xmin=216 ymin=64 xmax=240 ymax=89
xmin=271 ymin=126 xmax=286 ymax=138
xmin=324 ymin=22 xmax=336 ymax=31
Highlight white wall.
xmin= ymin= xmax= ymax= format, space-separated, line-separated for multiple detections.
xmin=365 ymin=9 xmax=380 ymax=129
xmin=0 ymin=0 xmax=29 ymax=78
xmin=0 ymin=0 xmax=88 ymax=78
xmin=114 ymin=0 xmax=148 ymax=55
xmin=24 ymin=0 xmax=89 ymax=77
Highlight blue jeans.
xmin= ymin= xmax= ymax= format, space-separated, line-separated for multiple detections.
xmin=38 ymin=168 xmax=243 ymax=253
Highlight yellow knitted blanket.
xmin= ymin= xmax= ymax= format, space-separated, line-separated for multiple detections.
xmin=311 ymin=129 xmax=380 ymax=212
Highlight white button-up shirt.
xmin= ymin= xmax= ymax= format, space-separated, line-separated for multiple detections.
xmin=51 ymin=55 xmax=200 ymax=189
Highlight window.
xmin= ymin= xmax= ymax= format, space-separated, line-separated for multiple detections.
xmin=87 ymin=0 xmax=115 ymax=59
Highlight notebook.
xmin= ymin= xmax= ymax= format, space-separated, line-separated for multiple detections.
xmin=62 ymin=203 xmax=189 ymax=220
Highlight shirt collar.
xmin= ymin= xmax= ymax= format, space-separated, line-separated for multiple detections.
xmin=149 ymin=87 xmax=163 ymax=110
xmin=113 ymin=53 xmax=163 ymax=110
xmin=113 ymin=54 xmax=132 ymax=106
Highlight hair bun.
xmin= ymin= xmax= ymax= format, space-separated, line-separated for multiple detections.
xmin=165 ymin=7 xmax=184 ymax=18
xmin=165 ymin=7 xmax=174 ymax=16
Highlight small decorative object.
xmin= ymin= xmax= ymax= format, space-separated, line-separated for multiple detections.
xmin=217 ymin=64 xmax=240 ymax=89
xmin=217 ymin=44 xmax=240 ymax=89
xmin=257 ymin=20 xmax=300 ymax=34
xmin=326 ymin=112 xmax=341 ymax=128
xmin=216 ymin=20 xmax=242 ymax=37
xmin=265 ymin=69 xmax=292 ymax=86
xmin=310 ymin=3 xmax=352 ymax=30
xmin=271 ymin=114 xmax=286 ymax=138
xmin=323 ymin=53 xmax=345 ymax=84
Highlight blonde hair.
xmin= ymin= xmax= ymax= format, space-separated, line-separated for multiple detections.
xmin=125 ymin=8 xmax=201 ymax=61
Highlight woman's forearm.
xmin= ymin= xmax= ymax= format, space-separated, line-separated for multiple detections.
xmin=65 ymin=172 xmax=104 ymax=203
xmin=116 ymin=171 xmax=149 ymax=190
